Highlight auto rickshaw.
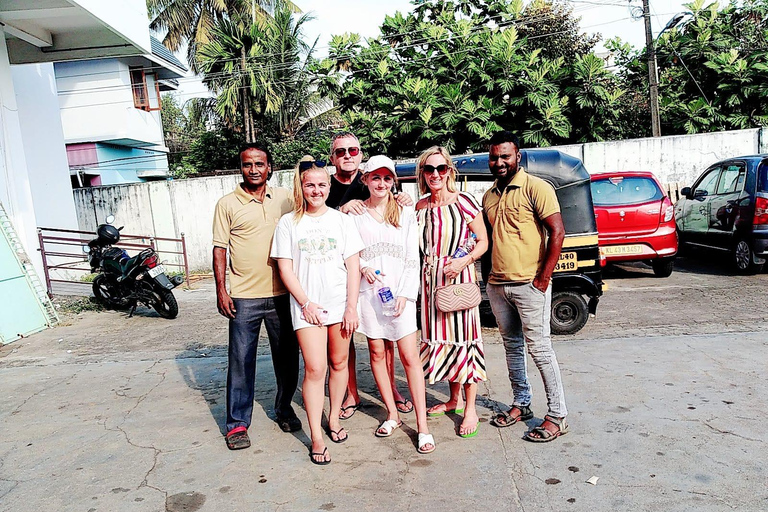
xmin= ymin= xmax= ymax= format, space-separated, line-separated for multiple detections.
xmin=396 ymin=149 xmax=603 ymax=335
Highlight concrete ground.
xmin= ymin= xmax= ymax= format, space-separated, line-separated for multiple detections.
xmin=1 ymin=256 xmax=767 ymax=511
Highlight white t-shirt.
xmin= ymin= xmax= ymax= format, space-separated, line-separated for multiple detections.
xmin=270 ymin=208 xmax=364 ymax=330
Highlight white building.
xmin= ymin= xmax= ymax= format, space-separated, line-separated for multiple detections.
xmin=56 ymin=36 xmax=187 ymax=187
xmin=0 ymin=0 xmax=155 ymax=343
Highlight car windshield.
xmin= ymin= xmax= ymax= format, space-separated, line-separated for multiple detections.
xmin=590 ymin=176 xmax=663 ymax=206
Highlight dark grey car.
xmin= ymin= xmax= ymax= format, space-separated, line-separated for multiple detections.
xmin=674 ymin=155 xmax=768 ymax=274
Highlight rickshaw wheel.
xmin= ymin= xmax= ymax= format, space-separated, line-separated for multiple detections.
xmin=551 ymin=291 xmax=589 ymax=335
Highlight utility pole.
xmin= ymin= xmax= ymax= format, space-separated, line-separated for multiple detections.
xmin=643 ymin=0 xmax=661 ymax=137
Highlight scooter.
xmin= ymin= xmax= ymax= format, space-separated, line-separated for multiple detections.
xmin=84 ymin=215 xmax=183 ymax=319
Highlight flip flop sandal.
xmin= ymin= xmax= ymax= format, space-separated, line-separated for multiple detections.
xmin=427 ymin=406 xmax=465 ymax=417
xmin=458 ymin=421 xmax=480 ymax=439
xmin=327 ymin=427 xmax=348 ymax=443
xmin=524 ymin=415 xmax=569 ymax=443
xmin=395 ymin=399 xmax=414 ymax=413
xmin=375 ymin=419 xmax=402 ymax=438
xmin=417 ymin=433 xmax=436 ymax=454
xmin=340 ymin=403 xmax=361 ymax=420
xmin=309 ymin=446 xmax=331 ymax=465
xmin=490 ymin=405 xmax=534 ymax=428
xmin=225 ymin=427 xmax=251 ymax=450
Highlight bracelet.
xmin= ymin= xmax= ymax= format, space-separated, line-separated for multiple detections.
xmin=300 ymin=300 xmax=310 ymax=310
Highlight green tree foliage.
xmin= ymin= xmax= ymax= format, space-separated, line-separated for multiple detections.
xmin=196 ymin=2 xmax=324 ymax=143
xmin=147 ymin=0 xmax=298 ymax=71
xmin=161 ymin=94 xmax=217 ymax=165
xmin=320 ymin=0 xmax=625 ymax=156
xmin=185 ymin=129 xmax=244 ymax=172
xmin=610 ymin=0 xmax=768 ymax=135
xmin=160 ymin=94 xmax=242 ymax=175
xmin=269 ymin=129 xmax=332 ymax=170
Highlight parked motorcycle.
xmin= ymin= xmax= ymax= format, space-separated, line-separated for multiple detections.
xmin=84 ymin=215 xmax=183 ymax=319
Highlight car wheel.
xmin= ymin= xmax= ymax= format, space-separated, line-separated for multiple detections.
xmin=733 ymin=239 xmax=764 ymax=275
xmin=550 ymin=291 xmax=589 ymax=335
xmin=652 ymin=257 xmax=675 ymax=277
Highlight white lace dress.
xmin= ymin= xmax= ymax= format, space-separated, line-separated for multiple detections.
xmin=352 ymin=207 xmax=420 ymax=341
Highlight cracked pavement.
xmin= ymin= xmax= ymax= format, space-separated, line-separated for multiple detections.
xmin=0 ymin=257 xmax=767 ymax=511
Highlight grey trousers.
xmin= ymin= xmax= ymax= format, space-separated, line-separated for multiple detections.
xmin=486 ymin=282 xmax=568 ymax=418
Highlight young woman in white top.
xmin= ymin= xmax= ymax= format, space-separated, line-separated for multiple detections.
xmin=271 ymin=159 xmax=364 ymax=465
xmin=353 ymin=155 xmax=435 ymax=454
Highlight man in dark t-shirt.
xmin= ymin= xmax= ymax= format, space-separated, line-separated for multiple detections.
xmin=327 ymin=131 xmax=415 ymax=419
xmin=326 ymin=167 xmax=368 ymax=209
xmin=327 ymin=131 xmax=369 ymax=211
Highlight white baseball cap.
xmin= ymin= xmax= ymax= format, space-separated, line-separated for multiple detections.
xmin=363 ymin=155 xmax=396 ymax=175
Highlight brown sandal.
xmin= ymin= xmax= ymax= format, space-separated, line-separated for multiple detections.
xmin=490 ymin=405 xmax=533 ymax=428
xmin=524 ymin=415 xmax=569 ymax=443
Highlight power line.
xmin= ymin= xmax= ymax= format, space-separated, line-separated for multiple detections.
xmin=55 ymin=4 xmax=608 ymax=96
xmin=57 ymin=9 xmax=651 ymax=101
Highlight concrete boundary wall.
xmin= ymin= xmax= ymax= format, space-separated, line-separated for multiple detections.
xmin=74 ymin=128 xmax=768 ymax=271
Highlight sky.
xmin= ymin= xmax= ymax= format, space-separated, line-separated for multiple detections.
xmin=176 ymin=0 xmax=689 ymax=99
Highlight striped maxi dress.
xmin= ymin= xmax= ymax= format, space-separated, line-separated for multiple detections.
xmin=417 ymin=191 xmax=487 ymax=385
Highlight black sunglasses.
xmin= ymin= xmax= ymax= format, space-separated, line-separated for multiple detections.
xmin=423 ymin=164 xmax=450 ymax=175
xmin=298 ymin=160 xmax=327 ymax=171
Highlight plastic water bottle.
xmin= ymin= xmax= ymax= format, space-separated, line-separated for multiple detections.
xmin=374 ymin=270 xmax=396 ymax=316
xmin=467 ymin=233 xmax=477 ymax=251
xmin=452 ymin=233 xmax=477 ymax=258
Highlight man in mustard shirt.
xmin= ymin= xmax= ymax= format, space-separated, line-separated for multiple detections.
xmin=212 ymin=143 xmax=300 ymax=450
xmin=482 ymin=131 xmax=569 ymax=443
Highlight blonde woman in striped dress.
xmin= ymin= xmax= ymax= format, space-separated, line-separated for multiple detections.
xmin=415 ymin=146 xmax=488 ymax=438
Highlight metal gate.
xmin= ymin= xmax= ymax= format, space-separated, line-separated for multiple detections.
xmin=37 ymin=226 xmax=190 ymax=296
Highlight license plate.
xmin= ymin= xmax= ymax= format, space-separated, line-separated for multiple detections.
xmin=602 ymin=245 xmax=644 ymax=256
xmin=148 ymin=265 xmax=165 ymax=278
xmin=554 ymin=252 xmax=577 ymax=272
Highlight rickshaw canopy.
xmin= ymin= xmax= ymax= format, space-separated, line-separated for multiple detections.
xmin=395 ymin=150 xmax=597 ymax=236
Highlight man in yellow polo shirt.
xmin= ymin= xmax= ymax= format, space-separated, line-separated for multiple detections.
xmin=482 ymin=131 xmax=569 ymax=443
xmin=212 ymin=143 xmax=300 ymax=450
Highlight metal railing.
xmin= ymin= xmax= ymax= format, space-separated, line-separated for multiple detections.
xmin=37 ymin=227 xmax=190 ymax=297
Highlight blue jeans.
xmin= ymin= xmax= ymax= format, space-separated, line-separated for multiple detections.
xmin=227 ymin=294 xmax=299 ymax=432
xmin=486 ymin=282 xmax=568 ymax=418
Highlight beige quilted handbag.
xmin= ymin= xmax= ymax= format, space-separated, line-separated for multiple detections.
xmin=434 ymin=282 xmax=481 ymax=313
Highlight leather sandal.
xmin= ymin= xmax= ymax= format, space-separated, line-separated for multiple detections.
xmin=524 ymin=415 xmax=569 ymax=443
xmin=490 ymin=405 xmax=534 ymax=428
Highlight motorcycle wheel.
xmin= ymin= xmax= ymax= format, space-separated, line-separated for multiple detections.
xmin=152 ymin=288 xmax=179 ymax=319
xmin=92 ymin=274 xmax=130 ymax=309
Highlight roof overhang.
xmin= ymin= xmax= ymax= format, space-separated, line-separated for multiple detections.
xmin=65 ymin=137 xmax=171 ymax=151
xmin=1 ymin=0 xmax=151 ymax=64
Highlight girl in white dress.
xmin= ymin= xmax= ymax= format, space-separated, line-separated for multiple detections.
xmin=271 ymin=160 xmax=364 ymax=465
xmin=353 ymin=155 xmax=435 ymax=454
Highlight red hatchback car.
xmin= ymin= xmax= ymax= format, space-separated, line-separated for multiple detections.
xmin=590 ymin=171 xmax=678 ymax=277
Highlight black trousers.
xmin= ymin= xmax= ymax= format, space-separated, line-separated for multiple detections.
xmin=226 ymin=294 xmax=299 ymax=432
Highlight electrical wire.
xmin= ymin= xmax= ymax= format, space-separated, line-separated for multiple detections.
xmin=55 ymin=4 xmax=608 ymax=96
xmin=57 ymin=10 xmax=657 ymax=102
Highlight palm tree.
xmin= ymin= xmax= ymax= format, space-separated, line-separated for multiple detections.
xmin=147 ymin=0 xmax=299 ymax=71
xmin=196 ymin=2 xmax=314 ymax=142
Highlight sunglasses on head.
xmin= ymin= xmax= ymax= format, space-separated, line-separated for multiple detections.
xmin=298 ymin=160 xmax=327 ymax=171
xmin=423 ymin=164 xmax=450 ymax=175
xmin=333 ymin=147 xmax=360 ymax=158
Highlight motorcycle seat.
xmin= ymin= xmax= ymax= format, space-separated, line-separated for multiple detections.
xmin=120 ymin=255 xmax=140 ymax=274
